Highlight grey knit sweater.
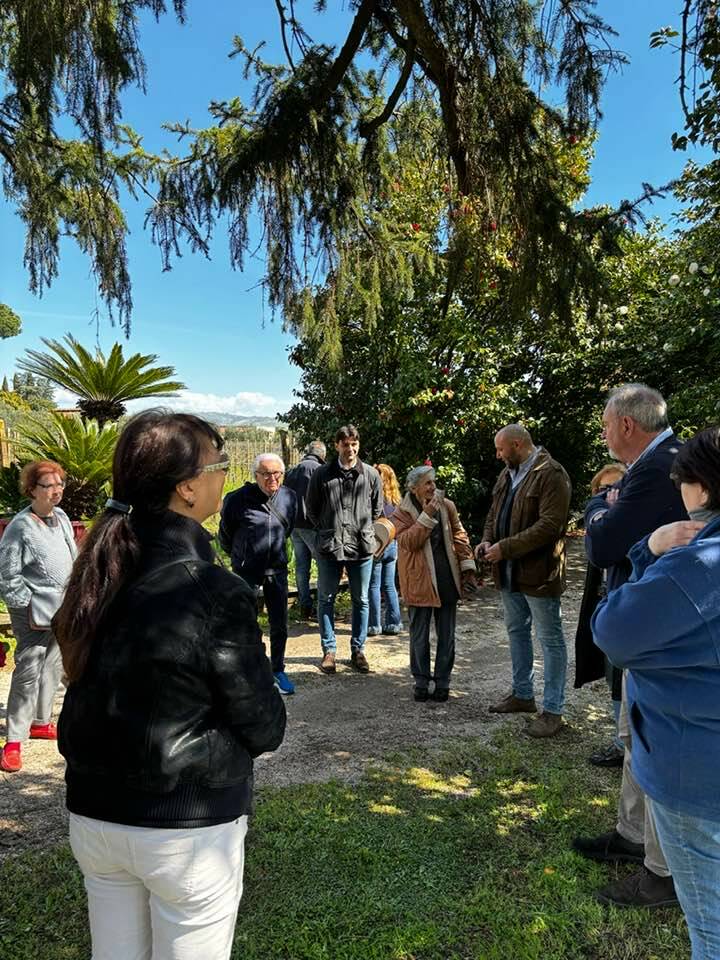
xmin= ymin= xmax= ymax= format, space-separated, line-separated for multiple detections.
xmin=0 ymin=505 xmax=77 ymax=627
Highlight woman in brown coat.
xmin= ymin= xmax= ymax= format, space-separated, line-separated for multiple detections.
xmin=393 ymin=465 xmax=477 ymax=702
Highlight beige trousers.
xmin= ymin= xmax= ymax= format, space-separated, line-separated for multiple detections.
xmin=615 ymin=672 xmax=670 ymax=877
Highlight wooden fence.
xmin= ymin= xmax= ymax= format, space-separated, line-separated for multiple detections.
xmin=0 ymin=418 xmax=301 ymax=474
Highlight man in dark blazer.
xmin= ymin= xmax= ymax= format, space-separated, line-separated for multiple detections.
xmin=573 ymin=384 xmax=687 ymax=908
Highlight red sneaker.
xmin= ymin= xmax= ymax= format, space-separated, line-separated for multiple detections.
xmin=29 ymin=722 xmax=57 ymax=740
xmin=1 ymin=742 xmax=21 ymax=772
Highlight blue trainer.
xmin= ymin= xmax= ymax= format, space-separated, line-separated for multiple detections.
xmin=273 ymin=671 xmax=295 ymax=695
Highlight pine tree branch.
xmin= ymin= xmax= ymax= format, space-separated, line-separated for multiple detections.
xmin=274 ymin=0 xmax=296 ymax=72
xmin=358 ymin=41 xmax=416 ymax=138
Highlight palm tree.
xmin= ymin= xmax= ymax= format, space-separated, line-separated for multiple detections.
xmin=18 ymin=335 xmax=185 ymax=426
xmin=18 ymin=413 xmax=119 ymax=519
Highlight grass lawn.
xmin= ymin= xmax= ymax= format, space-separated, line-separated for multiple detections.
xmin=0 ymin=727 xmax=689 ymax=960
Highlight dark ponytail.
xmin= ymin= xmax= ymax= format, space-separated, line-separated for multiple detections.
xmin=54 ymin=410 xmax=224 ymax=682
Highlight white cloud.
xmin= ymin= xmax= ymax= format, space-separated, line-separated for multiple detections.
xmin=53 ymin=387 xmax=280 ymax=417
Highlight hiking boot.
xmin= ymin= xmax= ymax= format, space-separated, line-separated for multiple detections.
xmin=572 ymin=829 xmax=645 ymax=864
xmin=596 ymin=867 xmax=679 ymax=909
xmin=29 ymin=722 xmax=57 ymax=741
xmin=589 ymin=742 xmax=624 ymax=768
xmin=351 ymin=650 xmax=370 ymax=673
xmin=431 ymin=688 xmax=449 ymax=703
xmin=273 ymin=671 xmax=295 ymax=695
xmin=319 ymin=652 xmax=336 ymax=674
xmin=489 ymin=693 xmax=537 ymax=714
xmin=0 ymin=742 xmax=21 ymax=773
xmin=527 ymin=711 xmax=563 ymax=738
xmin=414 ymin=686 xmax=429 ymax=702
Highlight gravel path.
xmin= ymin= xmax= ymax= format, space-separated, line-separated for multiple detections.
xmin=0 ymin=540 xmax=611 ymax=861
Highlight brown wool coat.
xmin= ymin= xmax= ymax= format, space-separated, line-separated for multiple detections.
xmin=392 ymin=493 xmax=476 ymax=608
xmin=482 ymin=448 xmax=571 ymax=598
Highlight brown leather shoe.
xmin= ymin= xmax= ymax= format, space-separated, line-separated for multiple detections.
xmin=596 ymin=867 xmax=679 ymax=909
xmin=527 ymin=711 xmax=563 ymax=738
xmin=351 ymin=650 xmax=370 ymax=673
xmin=319 ymin=652 xmax=336 ymax=674
xmin=489 ymin=693 xmax=537 ymax=714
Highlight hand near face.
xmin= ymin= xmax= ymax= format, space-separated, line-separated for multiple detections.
xmin=423 ymin=494 xmax=441 ymax=516
xmin=606 ymin=487 xmax=620 ymax=506
xmin=648 ymin=520 xmax=706 ymax=557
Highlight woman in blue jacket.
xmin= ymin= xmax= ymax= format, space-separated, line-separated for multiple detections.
xmin=592 ymin=426 xmax=720 ymax=960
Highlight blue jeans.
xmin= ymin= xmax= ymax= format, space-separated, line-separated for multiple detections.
xmin=316 ymin=555 xmax=373 ymax=654
xmin=500 ymin=590 xmax=567 ymax=714
xmin=651 ymin=799 xmax=720 ymax=960
xmin=291 ymin=529 xmax=317 ymax=609
xmin=368 ymin=541 xmax=402 ymax=631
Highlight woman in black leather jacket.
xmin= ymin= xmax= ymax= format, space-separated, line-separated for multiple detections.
xmin=54 ymin=410 xmax=286 ymax=960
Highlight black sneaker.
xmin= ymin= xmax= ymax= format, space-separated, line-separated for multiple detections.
xmin=588 ymin=743 xmax=625 ymax=768
xmin=572 ymin=829 xmax=645 ymax=864
xmin=431 ymin=688 xmax=449 ymax=702
xmin=414 ymin=687 xmax=429 ymax=702
xmin=596 ymin=867 xmax=679 ymax=909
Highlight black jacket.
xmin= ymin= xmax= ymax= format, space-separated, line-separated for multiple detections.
xmin=58 ymin=510 xmax=286 ymax=828
xmin=305 ymin=458 xmax=383 ymax=561
xmin=284 ymin=454 xmax=324 ymax=528
xmin=219 ymin=483 xmax=296 ymax=577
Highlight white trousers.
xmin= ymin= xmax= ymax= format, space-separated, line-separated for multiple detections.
xmin=69 ymin=813 xmax=248 ymax=960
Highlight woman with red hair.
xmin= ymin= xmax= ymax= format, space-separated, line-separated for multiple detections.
xmin=0 ymin=460 xmax=76 ymax=772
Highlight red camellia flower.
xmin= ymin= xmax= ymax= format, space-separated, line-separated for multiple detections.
xmin=424 ymin=458 xmax=433 ymax=466
xmin=457 ymin=418 xmax=465 ymax=426
xmin=431 ymin=387 xmax=438 ymax=394
xmin=568 ymin=135 xmax=578 ymax=145
xmin=490 ymin=221 xmax=497 ymax=231
xmin=489 ymin=280 xmax=497 ymax=289
xmin=441 ymin=366 xmax=450 ymax=375
xmin=412 ymin=222 xmax=421 ymax=231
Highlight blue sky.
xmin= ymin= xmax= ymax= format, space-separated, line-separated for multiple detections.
xmin=0 ymin=1 xmax=709 ymax=417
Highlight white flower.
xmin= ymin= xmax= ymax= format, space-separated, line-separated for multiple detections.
xmin=703 ymin=265 xmax=713 ymax=274
xmin=669 ymin=274 xmax=681 ymax=286
xmin=689 ymin=262 xmax=699 ymax=274
xmin=614 ymin=322 xmax=624 ymax=331
xmin=617 ymin=305 xmax=629 ymax=315
xmin=704 ymin=287 xmax=711 ymax=297
xmin=663 ymin=341 xmax=673 ymax=352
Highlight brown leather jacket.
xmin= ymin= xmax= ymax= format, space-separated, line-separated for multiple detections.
xmin=482 ymin=448 xmax=571 ymax=598
xmin=393 ymin=493 xmax=476 ymax=607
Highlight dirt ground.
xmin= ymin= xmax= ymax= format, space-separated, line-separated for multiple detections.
xmin=0 ymin=540 xmax=612 ymax=862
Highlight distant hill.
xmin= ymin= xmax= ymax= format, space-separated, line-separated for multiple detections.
xmin=195 ymin=413 xmax=287 ymax=430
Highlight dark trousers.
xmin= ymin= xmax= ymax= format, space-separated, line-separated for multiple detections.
xmin=408 ymin=603 xmax=457 ymax=691
xmin=242 ymin=570 xmax=289 ymax=673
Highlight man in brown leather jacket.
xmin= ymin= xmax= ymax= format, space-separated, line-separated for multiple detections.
xmin=477 ymin=424 xmax=571 ymax=737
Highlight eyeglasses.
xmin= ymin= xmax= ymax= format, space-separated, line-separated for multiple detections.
xmin=37 ymin=481 xmax=66 ymax=490
xmin=257 ymin=471 xmax=284 ymax=480
xmin=200 ymin=456 xmax=230 ymax=474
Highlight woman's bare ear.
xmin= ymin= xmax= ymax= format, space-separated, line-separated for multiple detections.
xmin=175 ymin=477 xmax=196 ymax=509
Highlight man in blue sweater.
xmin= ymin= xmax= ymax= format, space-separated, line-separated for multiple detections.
xmin=572 ymin=384 xmax=687 ymax=908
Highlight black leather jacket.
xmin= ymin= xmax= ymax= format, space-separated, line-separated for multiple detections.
xmin=58 ymin=510 xmax=286 ymax=828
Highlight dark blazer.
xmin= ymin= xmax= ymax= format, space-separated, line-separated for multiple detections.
xmin=58 ymin=510 xmax=286 ymax=829
xmin=584 ymin=434 xmax=687 ymax=594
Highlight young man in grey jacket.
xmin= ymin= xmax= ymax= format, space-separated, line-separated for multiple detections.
xmin=305 ymin=425 xmax=382 ymax=675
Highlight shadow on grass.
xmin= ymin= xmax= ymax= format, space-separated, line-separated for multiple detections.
xmin=0 ymin=727 xmax=689 ymax=960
